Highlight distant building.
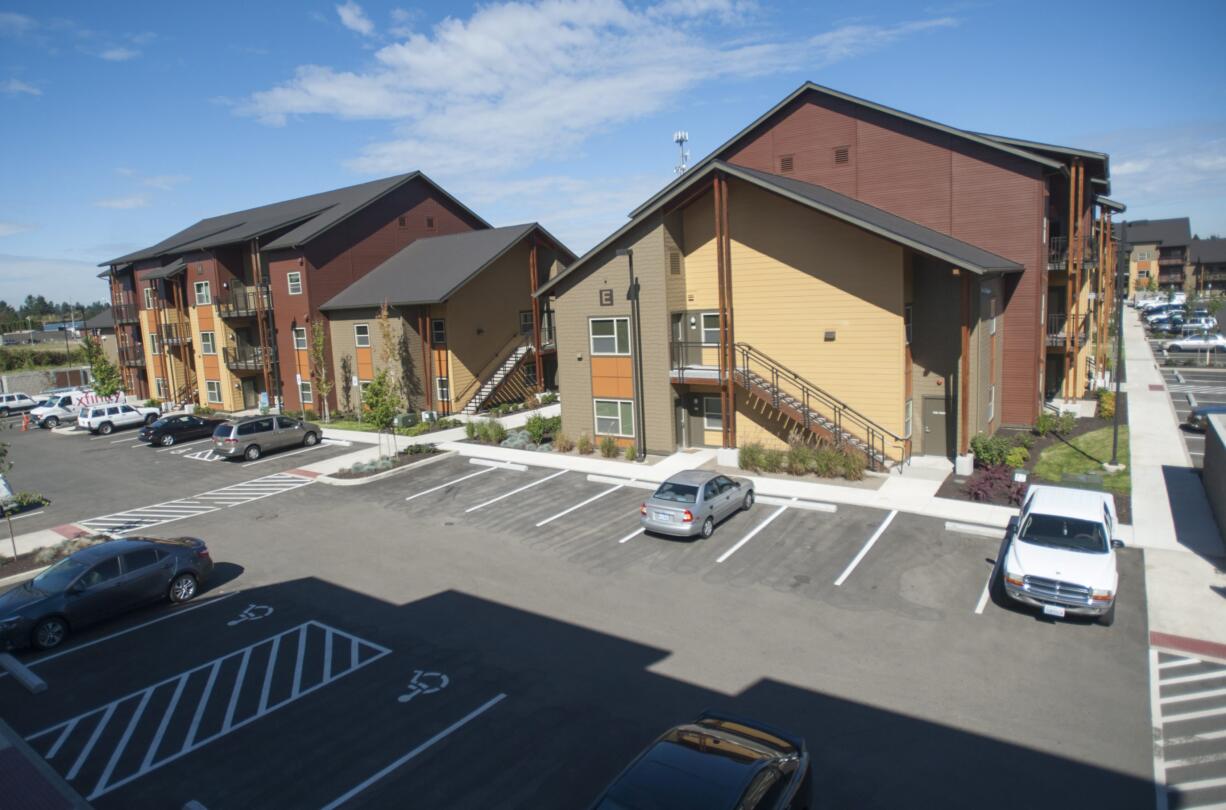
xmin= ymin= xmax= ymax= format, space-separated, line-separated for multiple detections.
xmin=1190 ymin=238 xmax=1226 ymax=295
xmin=1115 ymin=218 xmax=1192 ymax=296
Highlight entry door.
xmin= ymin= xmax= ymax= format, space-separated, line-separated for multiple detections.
xmin=674 ymin=398 xmax=687 ymax=449
xmin=242 ymin=378 xmax=258 ymax=409
xmin=922 ymin=396 xmax=949 ymax=457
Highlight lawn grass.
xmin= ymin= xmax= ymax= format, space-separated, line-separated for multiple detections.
xmin=1033 ymin=426 xmax=1130 ymax=494
xmin=321 ymin=417 xmax=463 ymax=437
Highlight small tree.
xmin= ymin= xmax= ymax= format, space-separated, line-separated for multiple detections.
xmin=339 ymin=354 xmax=353 ymax=416
xmin=82 ymin=334 xmax=123 ymax=398
xmin=362 ymin=369 xmax=398 ymax=458
xmin=308 ymin=320 xmax=334 ymax=422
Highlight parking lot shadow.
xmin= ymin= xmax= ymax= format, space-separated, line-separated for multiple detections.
xmin=202 ymin=561 xmax=243 ymax=592
xmin=4 ymin=577 xmax=1155 ymax=809
xmin=1162 ymin=465 xmax=1226 ymax=560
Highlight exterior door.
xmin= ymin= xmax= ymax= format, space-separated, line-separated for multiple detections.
xmin=674 ymin=398 xmax=687 ymax=449
xmin=242 ymin=379 xmax=258 ymax=409
xmin=922 ymin=396 xmax=949 ymax=457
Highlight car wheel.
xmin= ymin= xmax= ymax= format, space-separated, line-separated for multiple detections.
xmin=244 ymin=444 xmax=261 ymax=461
xmin=302 ymin=431 xmax=319 ymax=447
xmin=700 ymin=516 xmax=714 ymax=539
xmin=169 ymin=573 xmax=198 ymax=603
xmin=98 ymin=422 xmax=113 ymax=435
xmin=45 ymin=416 xmax=59 ymax=428
xmin=145 ymin=413 xmax=157 ymax=425
xmin=1168 ymin=345 xmax=1182 ymax=352
xmin=160 ymin=433 xmax=175 ymax=447
xmin=32 ymin=616 xmax=68 ymax=650
xmin=1097 ymin=602 xmax=1116 ymax=627
xmin=742 ymin=491 xmax=755 ymax=511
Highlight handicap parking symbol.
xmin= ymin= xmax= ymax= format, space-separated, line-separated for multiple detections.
xmin=227 ymin=604 xmax=274 ymax=626
xmin=398 ymin=670 xmax=449 ymax=702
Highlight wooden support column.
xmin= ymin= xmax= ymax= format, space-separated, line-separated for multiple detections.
xmin=714 ymin=174 xmax=730 ymax=448
xmin=720 ymin=173 xmax=736 ymax=449
xmin=959 ymin=269 xmax=971 ymax=457
xmin=1072 ymin=160 xmax=1084 ymax=399
xmin=419 ymin=308 xmax=433 ymax=410
xmin=250 ymin=240 xmax=274 ymax=403
xmin=529 ymin=238 xmax=544 ymax=392
xmin=152 ymin=281 xmax=173 ymax=402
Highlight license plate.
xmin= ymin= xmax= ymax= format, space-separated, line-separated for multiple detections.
xmin=1042 ymin=605 xmax=1066 ymax=618
xmin=653 ymin=512 xmax=672 ymax=522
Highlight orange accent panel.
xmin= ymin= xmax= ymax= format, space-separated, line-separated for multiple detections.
xmin=202 ymin=356 xmax=220 ymax=377
xmin=590 ymin=357 xmax=632 ymax=377
xmin=356 ymin=347 xmax=373 ymax=379
xmin=197 ymin=306 xmax=214 ymax=330
xmin=591 ymin=356 xmax=633 ymax=399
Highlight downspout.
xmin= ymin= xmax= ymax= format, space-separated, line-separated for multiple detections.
xmin=721 ymin=174 xmax=736 ymax=449
xmin=714 ymin=174 xmax=729 ymax=448
xmin=959 ymin=269 xmax=971 ymax=457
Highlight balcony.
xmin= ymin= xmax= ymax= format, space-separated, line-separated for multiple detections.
xmin=1158 ymin=255 xmax=1186 ymax=266
xmin=223 ymin=344 xmax=271 ymax=372
xmin=160 ymin=322 xmax=192 ymax=346
xmin=113 ymin=303 xmax=139 ymax=325
xmin=216 ymin=284 xmax=271 ymax=319
xmin=539 ymin=312 xmax=556 ymax=350
xmin=118 ymin=345 xmax=146 ymax=367
xmin=1048 ymin=236 xmax=1097 ymax=271
xmin=1046 ymin=313 xmax=1089 ymax=349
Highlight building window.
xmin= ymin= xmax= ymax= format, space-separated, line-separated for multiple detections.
xmin=426 ymin=216 xmax=436 ymax=230
xmin=354 ymin=324 xmax=370 ymax=348
xmin=287 ymin=272 xmax=303 ymax=296
xmin=703 ymin=396 xmax=723 ymax=431
xmin=200 ymin=331 xmax=216 ymax=355
xmin=700 ymin=312 xmax=720 ymax=346
xmin=155 ymin=378 xmax=167 ymax=398
xmin=293 ymin=327 xmax=307 ymax=350
xmin=431 ymin=319 xmax=446 ymax=346
xmin=205 ymin=380 xmax=222 ymax=404
xmin=519 ymin=311 xmax=534 ymax=335
xmin=194 ymin=281 xmax=211 ymax=306
xmin=904 ymin=399 xmax=913 ymax=439
xmin=987 ymin=384 xmax=996 ymax=423
xmin=398 ymin=216 xmax=406 ymax=227
xmin=359 ymin=380 xmax=372 ymax=396
xmin=524 ymin=362 xmax=538 ymax=388
xmin=150 ymin=332 xmax=160 ymax=355
xmin=589 ymin=317 xmax=630 ymax=355
xmin=143 ymin=287 xmax=154 ymax=309
xmin=594 ymin=399 xmax=634 ymax=437
xmin=435 ymin=377 xmax=450 ymax=401
xmin=299 ymin=381 xmax=313 ymax=404
xmin=904 ymin=305 xmax=913 ymax=344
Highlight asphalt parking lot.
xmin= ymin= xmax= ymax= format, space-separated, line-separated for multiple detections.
xmin=0 ymin=421 xmax=353 ymax=534
xmin=1160 ymin=365 xmax=1226 ymax=470
xmin=0 ymin=452 xmax=1158 ymax=808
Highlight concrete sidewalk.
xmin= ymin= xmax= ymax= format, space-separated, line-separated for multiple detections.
xmin=1122 ymin=307 xmax=1226 ymax=653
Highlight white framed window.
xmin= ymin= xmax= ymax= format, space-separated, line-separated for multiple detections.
xmin=987 ymin=384 xmax=996 ymax=422
xmin=904 ymin=398 xmax=913 ymax=439
xmin=155 ymin=378 xmax=167 ymax=398
xmin=150 ymin=332 xmax=160 ymax=355
xmin=703 ymin=396 xmax=723 ymax=430
xmin=194 ymin=281 xmax=211 ymax=306
xmin=299 ymin=381 xmax=313 ymax=404
xmin=143 ymin=287 xmax=154 ymax=309
xmin=431 ymin=319 xmax=446 ymax=345
xmin=435 ymin=377 xmax=450 ymax=401
xmin=594 ymin=399 xmax=634 ymax=437
xmin=287 ymin=272 xmax=303 ymax=295
xmin=700 ymin=312 xmax=720 ymax=346
xmin=293 ymin=327 xmax=307 ymax=350
xmin=589 ymin=317 xmax=630 ymax=355
xmin=358 ymin=380 xmax=372 ymax=395
xmin=205 ymin=380 xmax=222 ymax=404
xmin=519 ymin=310 xmax=534 ymax=335
xmin=354 ymin=323 xmax=370 ymax=348
xmin=200 ymin=331 xmax=216 ymax=355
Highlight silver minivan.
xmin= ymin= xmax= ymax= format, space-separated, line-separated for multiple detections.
xmin=212 ymin=414 xmax=321 ymax=461
xmin=639 ymin=470 xmax=755 ymax=538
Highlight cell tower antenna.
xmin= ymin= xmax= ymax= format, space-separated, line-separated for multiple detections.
xmin=673 ymin=131 xmax=690 ymax=175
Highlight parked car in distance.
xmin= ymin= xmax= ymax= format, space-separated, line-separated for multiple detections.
xmin=1185 ymin=404 xmax=1226 ymax=432
xmin=212 ymin=414 xmax=321 ymax=461
xmin=588 ymin=712 xmax=811 ymax=810
xmin=0 ymin=536 xmax=213 ymax=651
xmin=0 ymin=393 xmax=38 ymax=416
xmin=1179 ymin=316 xmax=1219 ymax=335
xmin=994 ymin=485 xmax=1123 ymax=626
xmin=1164 ymin=333 xmax=1226 ymax=352
xmin=1148 ymin=315 xmax=1186 ymax=334
xmin=1146 ymin=306 xmax=1186 ymax=325
xmin=640 ymin=471 xmax=755 ymax=539
xmin=139 ymin=413 xmax=227 ymax=446
xmin=29 ymin=389 xmax=93 ymax=428
xmin=78 ymin=403 xmax=160 ymax=435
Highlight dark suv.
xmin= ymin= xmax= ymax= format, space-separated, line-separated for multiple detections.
xmin=212 ymin=414 xmax=320 ymax=461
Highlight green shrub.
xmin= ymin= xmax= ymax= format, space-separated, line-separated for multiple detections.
xmin=144 ymin=398 xmax=162 ymax=409
xmin=577 ymin=433 xmax=594 ymax=455
xmin=554 ymin=432 xmax=575 ymax=453
xmin=1004 ymin=446 xmax=1030 ymax=468
xmin=1011 ymin=432 xmax=1035 ymax=450
xmin=474 ymin=419 xmax=506 ymax=445
xmin=1057 ymin=412 xmax=1077 ymax=435
xmin=970 ymin=433 xmax=1011 ymax=467
xmin=194 ymin=405 xmax=214 ymax=416
xmin=624 ymin=443 xmax=637 ymax=461
xmin=537 ymin=392 xmax=559 ymax=405
xmin=738 ymin=442 xmax=766 ymax=471
xmin=464 ymin=421 xmax=478 ymax=440
xmin=1096 ymin=389 xmax=1116 ymax=419
xmin=525 ymin=414 xmax=561 ymax=444
xmin=599 ymin=436 xmax=619 ymax=457
xmin=838 ymin=447 xmax=866 ymax=481
xmin=786 ymin=444 xmax=812 ymax=476
xmin=760 ymin=448 xmax=786 ymax=473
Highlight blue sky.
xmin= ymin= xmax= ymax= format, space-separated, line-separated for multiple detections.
xmin=1 ymin=0 xmax=1224 ymax=304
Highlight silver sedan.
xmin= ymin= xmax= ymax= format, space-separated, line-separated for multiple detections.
xmin=639 ymin=470 xmax=755 ymax=538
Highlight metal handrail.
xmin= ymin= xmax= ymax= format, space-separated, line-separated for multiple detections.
xmin=113 ymin=303 xmax=139 ymax=324
xmin=216 ymin=284 xmax=271 ymax=318
xmin=118 ymin=345 xmax=146 ymax=366
xmin=160 ymin=322 xmax=192 ymax=344
xmin=223 ymin=345 xmax=269 ymax=370
xmin=454 ymin=331 xmax=528 ymax=409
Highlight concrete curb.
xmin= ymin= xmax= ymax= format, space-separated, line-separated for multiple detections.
xmin=0 ymin=564 xmax=49 ymax=587
xmin=313 ymin=451 xmax=457 ymax=486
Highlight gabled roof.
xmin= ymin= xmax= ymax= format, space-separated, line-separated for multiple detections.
xmin=1119 ymin=218 xmax=1192 ymax=247
xmin=1192 ymin=238 xmax=1226 ymax=264
xmin=629 ymin=81 xmax=1067 ymax=220
xmin=83 ymin=308 xmax=113 ymax=329
xmin=320 ymin=223 xmax=574 ymax=311
xmin=1096 ymin=196 xmax=1126 ymax=214
xmin=974 ymin=132 xmax=1110 ymax=191
xmin=537 ymin=160 xmax=1022 ymax=299
xmin=143 ymin=258 xmax=186 ymax=280
xmin=101 ymin=172 xmax=491 ymax=266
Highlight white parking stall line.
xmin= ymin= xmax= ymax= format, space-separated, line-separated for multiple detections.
xmin=1160 ymin=657 xmax=1203 ymax=670
xmin=469 ymin=458 xmax=529 ymax=471
xmin=1170 ymin=775 xmax=1226 ymax=794
xmin=1150 ymin=650 xmax=1170 ymax=810
xmin=1163 ymin=705 xmax=1226 ymax=722
xmin=974 ymin=567 xmax=994 ymax=614
xmin=319 ymin=693 xmax=507 ymax=810
xmin=1162 ymin=668 xmax=1226 ymax=686
xmin=834 ymin=510 xmax=899 ymax=586
xmin=9 ymin=510 xmax=45 ymax=521
xmin=156 ymin=438 xmax=211 ymax=453
xmin=26 ymin=621 xmax=391 ymax=800
xmin=617 ymin=528 xmax=645 ymax=544
xmin=1162 ymin=686 xmax=1226 ymax=705
xmin=535 ymin=484 xmax=625 ymax=527
xmin=465 ymin=469 xmax=566 ymax=513
xmin=716 ymin=500 xmax=793 ymax=564
xmin=109 ymin=437 xmax=139 ymax=444
xmin=240 ymin=444 xmax=324 ymax=468
xmin=405 ymin=467 xmax=496 ymax=502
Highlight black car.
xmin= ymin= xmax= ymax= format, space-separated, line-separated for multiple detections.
xmin=1149 ymin=315 xmax=1186 ymax=334
xmin=139 ymin=413 xmax=226 ymax=447
xmin=1186 ymin=405 xmax=1226 ymax=432
xmin=0 ymin=536 xmax=213 ymax=651
xmin=589 ymin=712 xmax=811 ymax=810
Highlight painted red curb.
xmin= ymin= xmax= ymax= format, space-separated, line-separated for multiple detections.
xmin=288 ymin=468 xmax=320 ymax=479
xmin=1151 ymin=631 xmax=1226 ymax=662
xmin=50 ymin=524 xmax=87 ymax=540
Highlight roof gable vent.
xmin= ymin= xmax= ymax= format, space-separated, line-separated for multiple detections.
xmin=779 ymin=154 xmax=795 ymax=173
xmin=834 ymin=146 xmax=850 ymax=165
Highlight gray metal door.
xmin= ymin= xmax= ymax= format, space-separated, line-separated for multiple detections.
xmin=242 ymin=379 xmax=257 ymax=409
xmin=922 ymin=396 xmax=949 ymax=457
xmin=674 ymin=398 xmax=687 ymax=449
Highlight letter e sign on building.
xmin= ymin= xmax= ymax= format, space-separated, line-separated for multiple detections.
xmin=598 ymin=288 xmax=614 ymax=306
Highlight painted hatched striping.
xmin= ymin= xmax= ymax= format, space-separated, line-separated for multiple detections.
xmin=26 ymin=621 xmax=390 ymax=801
xmin=1154 ymin=650 xmax=1226 ymax=808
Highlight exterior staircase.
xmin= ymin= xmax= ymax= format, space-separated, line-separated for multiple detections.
xmin=731 ymin=343 xmax=909 ymax=470
xmin=461 ymin=340 xmax=532 ymax=415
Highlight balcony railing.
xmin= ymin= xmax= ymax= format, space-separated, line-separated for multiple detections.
xmin=540 ymin=312 xmax=556 ymax=349
xmin=1158 ymin=256 xmax=1186 ymax=266
xmin=1048 ymin=236 xmax=1097 ymax=270
xmin=216 ymin=284 xmax=271 ymax=319
xmin=160 ymin=322 xmax=192 ymax=345
xmin=113 ymin=303 xmax=139 ymax=324
xmin=118 ymin=345 xmax=146 ymax=367
xmin=223 ymin=345 xmax=270 ymax=372
xmin=1046 ymin=313 xmax=1089 ymax=349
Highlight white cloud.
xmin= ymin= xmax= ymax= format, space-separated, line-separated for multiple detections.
xmin=0 ymin=12 xmax=36 ymax=36
xmin=808 ymin=17 xmax=957 ymax=65
xmin=336 ymin=1 xmax=376 ymax=36
xmin=1098 ymin=126 xmax=1226 ymax=234
xmin=94 ymin=194 xmax=150 ymax=210
xmin=0 ymin=254 xmax=103 ymax=305
xmin=142 ymin=174 xmax=190 ymax=190
xmin=99 ymin=46 xmax=139 ymax=61
xmin=0 ymin=222 xmax=35 ymax=237
xmin=1 ymin=78 xmax=40 ymax=96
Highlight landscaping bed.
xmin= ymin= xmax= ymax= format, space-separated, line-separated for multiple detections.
xmin=330 ymin=445 xmax=441 ymax=479
xmin=1 ymin=533 xmax=111 ymax=580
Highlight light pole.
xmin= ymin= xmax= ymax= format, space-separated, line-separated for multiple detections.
xmin=616 ymin=248 xmax=646 ymax=461
xmin=1110 ymin=249 xmax=1127 ymax=466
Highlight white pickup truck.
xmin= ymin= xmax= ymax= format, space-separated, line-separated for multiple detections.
xmin=995 ymin=485 xmax=1124 ymax=627
xmin=77 ymin=403 xmax=160 ymax=435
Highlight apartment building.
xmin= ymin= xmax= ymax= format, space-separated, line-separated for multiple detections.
xmin=538 ymin=82 xmax=1119 ymax=465
xmin=320 ymin=224 xmax=573 ymax=415
xmin=99 ymin=173 xmax=490 ymax=411
xmin=1116 ymin=217 xmax=1192 ymax=296
xmin=1190 ymin=238 xmax=1226 ymax=294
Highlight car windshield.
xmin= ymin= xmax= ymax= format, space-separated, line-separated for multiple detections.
xmin=212 ymin=424 xmax=233 ymax=438
xmin=1018 ymin=513 xmax=1108 ymax=553
xmin=653 ymin=482 xmax=699 ymax=504
xmin=32 ymin=556 xmax=90 ymax=592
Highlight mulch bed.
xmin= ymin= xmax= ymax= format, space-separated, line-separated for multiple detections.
xmin=330 ymin=448 xmax=440 ymax=479
xmin=0 ymin=549 xmax=49 ymax=580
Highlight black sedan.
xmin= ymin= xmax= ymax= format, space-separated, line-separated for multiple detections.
xmin=589 ymin=712 xmax=811 ymax=810
xmin=0 ymin=536 xmax=213 ymax=651
xmin=139 ymin=413 xmax=226 ymax=447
